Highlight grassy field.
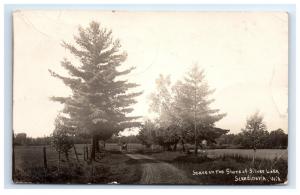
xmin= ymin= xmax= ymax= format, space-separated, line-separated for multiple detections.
xmin=149 ymin=151 xmax=288 ymax=185
xmin=205 ymin=149 xmax=288 ymax=160
xmin=14 ymin=143 xmax=144 ymax=170
xmin=13 ymin=144 xmax=142 ymax=184
xmin=104 ymin=143 xmax=287 ymax=160
xmin=103 ymin=143 xmax=288 ymax=160
xmin=173 ymin=155 xmax=288 ymax=185
xmin=14 ymin=144 xmax=287 ymax=171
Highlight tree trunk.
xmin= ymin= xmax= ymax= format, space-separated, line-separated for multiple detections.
xmin=95 ymin=137 xmax=100 ymax=153
xmin=73 ymin=145 xmax=79 ymax=162
xmin=173 ymin=143 xmax=177 ymax=151
xmin=194 ymin=140 xmax=198 ymax=155
xmin=193 ymin=79 xmax=197 ymax=155
xmin=90 ymin=136 xmax=97 ymax=161
xmin=181 ymin=140 xmax=185 ymax=152
xmin=65 ymin=151 xmax=69 ymax=161
xmin=252 ymin=148 xmax=256 ymax=164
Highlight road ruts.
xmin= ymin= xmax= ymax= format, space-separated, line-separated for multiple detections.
xmin=126 ymin=153 xmax=196 ymax=184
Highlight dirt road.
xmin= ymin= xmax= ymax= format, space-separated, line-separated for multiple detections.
xmin=126 ymin=153 xmax=196 ymax=184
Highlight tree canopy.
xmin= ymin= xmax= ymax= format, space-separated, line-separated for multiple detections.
xmin=241 ymin=111 xmax=267 ymax=150
xmin=147 ymin=65 xmax=228 ymax=153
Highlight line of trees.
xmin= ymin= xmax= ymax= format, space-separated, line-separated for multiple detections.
xmin=216 ymin=112 xmax=288 ymax=149
xmin=13 ymin=133 xmax=89 ymax=146
xmin=138 ymin=111 xmax=288 ymax=151
xmin=216 ymin=128 xmax=288 ymax=149
xmin=13 ymin=133 xmax=52 ymax=146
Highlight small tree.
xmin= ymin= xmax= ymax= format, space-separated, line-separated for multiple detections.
xmin=51 ymin=117 xmax=74 ymax=162
xmin=138 ymin=120 xmax=156 ymax=148
xmin=149 ymin=75 xmax=182 ymax=151
xmin=241 ymin=111 xmax=267 ymax=162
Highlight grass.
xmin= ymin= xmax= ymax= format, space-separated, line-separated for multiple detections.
xmin=151 ymin=151 xmax=287 ymax=185
xmin=151 ymin=150 xmax=288 ymax=185
xmin=175 ymin=156 xmax=287 ymax=185
xmin=205 ymin=149 xmax=288 ymax=161
xmin=149 ymin=151 xmax=185 ymax=161
xmin=13 ymin=145 xmax=142 ymax=184
xmin=106 ymin=143 xmax=288 ymax=161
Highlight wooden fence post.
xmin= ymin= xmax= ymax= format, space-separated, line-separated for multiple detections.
xmin=73 ymin=145 xmax=79 ymax=162
xmin=58 ymin=151 xmax=61 ymax=172
xmin=83 ymin=145 xmax=86 ymax=161
xmin=43 ymin=146 xmax=48 ymax=170
xmin=86 ymin=145 xmax=89 ymax=160
xmin=91 ymin=158 xmax=94 ymax=180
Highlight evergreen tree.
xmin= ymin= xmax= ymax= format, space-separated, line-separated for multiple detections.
xmin=49 ymin=21 xmax=142 ymax=160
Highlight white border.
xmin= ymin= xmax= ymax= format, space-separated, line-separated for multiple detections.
xmin=1 ymin=0 xmax=299 ymax=194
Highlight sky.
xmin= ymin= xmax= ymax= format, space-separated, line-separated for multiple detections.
xmin=13 ymin=11 xmax=288 ymax=137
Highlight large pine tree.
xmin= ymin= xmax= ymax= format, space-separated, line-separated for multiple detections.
xmin=49 ymin=21 xmax=142 ymax=160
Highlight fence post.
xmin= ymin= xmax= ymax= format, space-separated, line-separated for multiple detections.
xmin=91 ymin=158 xmax=94 ymax=182
xmin=73 ymin=145 xmax=79 ymax=162
xmin=58 ymin=151 xmax=61 ymax=172
xmin=43 ymin=146 xmax=48 ymax=170
xmin=83 ymin=145 xmax=86 ymax=161
xmin=86 ymin=145 xmax=89 ymax=160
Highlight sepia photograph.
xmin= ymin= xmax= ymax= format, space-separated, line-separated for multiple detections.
xmin=12 ymin=10 xmax=288 ymax=185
